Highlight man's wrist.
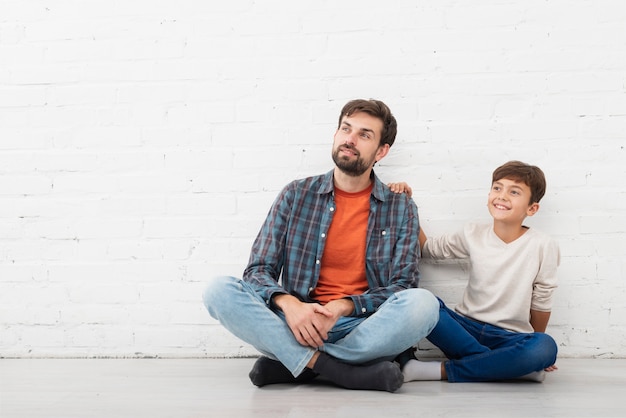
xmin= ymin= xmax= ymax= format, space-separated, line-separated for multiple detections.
xmin=326 ymin=298 xmax=355 ymax=317
xmin=272 ymin=293 xmax=297 ymax=311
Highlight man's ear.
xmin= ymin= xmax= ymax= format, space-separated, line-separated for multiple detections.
xmin=527 ymin=202 xmax=540 ymax=217
xmin=375 ymin=144 xmax=390 ymax=163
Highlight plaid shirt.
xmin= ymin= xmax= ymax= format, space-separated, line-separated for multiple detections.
xmin=243 ymin=169 xmax=421 ymax=317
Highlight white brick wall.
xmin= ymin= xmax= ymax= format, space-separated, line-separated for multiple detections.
xmin=1 ymin=0 xmax=625 ymax=359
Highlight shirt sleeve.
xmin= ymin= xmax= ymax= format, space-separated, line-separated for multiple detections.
xmin=530 ymin=236 xmax=560 ymax=312
xmin=422 ymin=225 xmax=471 ymax=260
xmin=242 ymin=184 xmax=292 ymax=305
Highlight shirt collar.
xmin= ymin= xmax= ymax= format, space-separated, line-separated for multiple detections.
xmin=318 ymin=169 xmax=386 ymax=202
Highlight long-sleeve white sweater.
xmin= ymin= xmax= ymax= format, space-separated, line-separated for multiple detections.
xmin=422 ymin=222 xmax=560 ymax=333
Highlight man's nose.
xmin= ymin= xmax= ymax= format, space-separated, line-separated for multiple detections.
xmin=345 ymin=132 xmax=357 ymax=145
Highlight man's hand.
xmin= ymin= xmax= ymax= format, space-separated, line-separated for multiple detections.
xmin=273 ymin=294 xmax=334 ymax=348
xmin=314 ymin=298 xmax=355 ymax=338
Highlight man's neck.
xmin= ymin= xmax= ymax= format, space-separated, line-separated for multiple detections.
xmin=333 ymin=167 xmax=373 ymax=193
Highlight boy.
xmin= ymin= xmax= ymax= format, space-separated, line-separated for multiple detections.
xmin=389 ymin=160 xmax=559 ymax=382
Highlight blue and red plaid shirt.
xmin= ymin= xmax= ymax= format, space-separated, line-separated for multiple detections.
xmin=243 ymin=169 xmax=421 ymax=317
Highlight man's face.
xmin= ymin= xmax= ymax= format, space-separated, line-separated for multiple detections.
xmin=332 ymin=112 xmax=388 ymax=177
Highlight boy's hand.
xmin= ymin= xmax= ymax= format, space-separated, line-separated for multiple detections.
xmin=388 ymin=182 xmax=413 ymax=197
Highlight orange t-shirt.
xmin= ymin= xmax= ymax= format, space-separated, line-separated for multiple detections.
xmin=311 ymin=183 xmax=372 ymax=304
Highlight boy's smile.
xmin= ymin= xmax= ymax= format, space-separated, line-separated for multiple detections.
xmin=487 ymin=178 xmax=539 ymax=225
xmin=493 ymin=201 xmax=511 ymax=211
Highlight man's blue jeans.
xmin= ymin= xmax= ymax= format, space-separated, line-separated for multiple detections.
xmin=427 ymin=298 xmax=558 ymax=382
xmin=203 ymin=276 xmax=439 ymax=377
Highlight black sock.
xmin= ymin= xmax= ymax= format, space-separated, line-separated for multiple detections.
xmin=249 ymin=357 xmax=317 ymax=387
xmin=312 ymin=352 xmax=404 ymax=392
xmin=394 ymin=346 xmax=417 ymax=370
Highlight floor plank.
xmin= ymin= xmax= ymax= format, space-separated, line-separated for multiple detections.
xmin=1 ymin=358 xmax=624 ymax=417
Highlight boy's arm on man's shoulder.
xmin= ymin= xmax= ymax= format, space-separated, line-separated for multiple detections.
xmin=530 ymin=309 xmax=551 ymax=333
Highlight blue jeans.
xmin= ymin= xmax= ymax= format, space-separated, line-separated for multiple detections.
xmin=203 ymin=276 xmax=439 ymax=377
xmin=427 ymin=298 xmax=558 ymax=382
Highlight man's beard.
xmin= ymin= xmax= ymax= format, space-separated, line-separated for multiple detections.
xmin=332 ymin=145 xmax=374 ymax=177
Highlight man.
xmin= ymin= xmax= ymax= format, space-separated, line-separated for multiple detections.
xmin=203 ymin=99 xmax=438 ymax=392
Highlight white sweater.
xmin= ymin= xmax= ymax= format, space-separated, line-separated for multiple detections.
xmin=422 ymin=223 xmax=560 ymax=333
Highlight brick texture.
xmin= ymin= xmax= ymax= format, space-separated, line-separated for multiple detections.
xmin=1 ymin=0 xmax=625 ymax=358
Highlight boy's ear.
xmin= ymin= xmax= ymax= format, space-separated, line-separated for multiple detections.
xmin=526 ymin=202 xmax=540 ymax=217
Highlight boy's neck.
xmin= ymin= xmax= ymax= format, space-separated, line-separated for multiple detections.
xmin=492 ymin=221 xmax=529 ymax=244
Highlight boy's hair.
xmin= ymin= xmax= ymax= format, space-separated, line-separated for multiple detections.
xmin=338 ymin=99 xmax=397 ymax=148
xmin=492 ymin=160 xmax=547 ymax=204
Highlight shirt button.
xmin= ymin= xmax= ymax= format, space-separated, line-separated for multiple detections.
xmin=330 ymin=207 xmax=335 ymax=212
xmin=361 ymin=307 xmax=366 ymax=313
xmin=321 ymin=233 xmax=326 ymax=238
xmin=381 ymin=230 xmax=386 ymax=236
xmin=316 ymin=260 xmax=320 ymax=265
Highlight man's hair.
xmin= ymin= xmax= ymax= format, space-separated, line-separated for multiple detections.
xmin=338 ymin=99 xmax=397 ymax=147
xmin=492 ymin=160 xmax=547 ymax=204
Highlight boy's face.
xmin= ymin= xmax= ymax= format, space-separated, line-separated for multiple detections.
xmin=487 ymin=178 xmax=539 ymax=224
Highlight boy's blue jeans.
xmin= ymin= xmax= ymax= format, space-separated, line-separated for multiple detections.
xmin=203 ymin=276 xmax=439 ymax=377
xmin=427 ymin=298 xmax=558 ymax=382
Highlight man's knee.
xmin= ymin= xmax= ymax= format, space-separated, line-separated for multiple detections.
xmin=202 ymin=276 xmax=237 ymax=312
xmin=402 ymin=288 xmax=440 ymax=330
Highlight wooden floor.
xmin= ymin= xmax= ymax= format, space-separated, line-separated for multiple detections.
xmin=1 ymin=358 xmax=625 ymax=417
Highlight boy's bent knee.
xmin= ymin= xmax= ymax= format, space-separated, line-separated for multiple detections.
xmin=534 ymin=332 xmax=558 ymax=363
